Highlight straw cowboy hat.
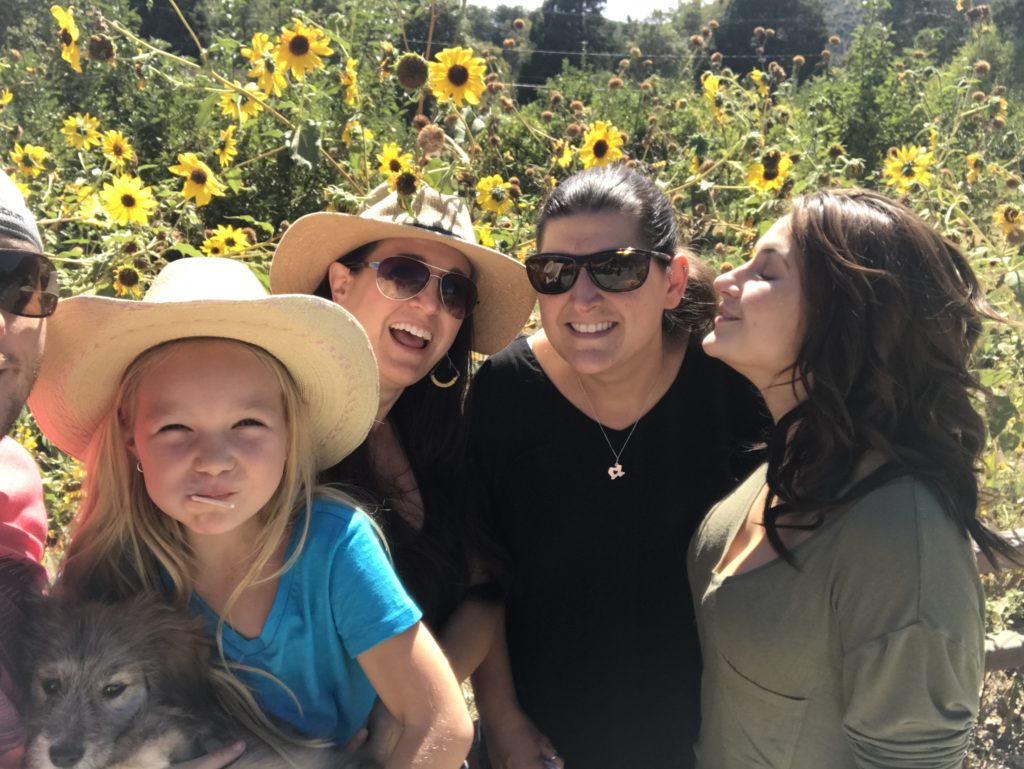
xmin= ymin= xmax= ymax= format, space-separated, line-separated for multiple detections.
xmin=270 ymin=185 xmax=535 ymax=355
xmin=28 ymin=257 xmax=378 ymax=469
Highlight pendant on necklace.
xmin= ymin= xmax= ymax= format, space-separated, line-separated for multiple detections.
xmin=608 ymin=462 xmax=625 ymax=480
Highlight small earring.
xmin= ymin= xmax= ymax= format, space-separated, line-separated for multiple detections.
xmin=136 ymin=461 xmax=143 ymax=473
xmin=429 ymin=354 xmax=460 ymax=389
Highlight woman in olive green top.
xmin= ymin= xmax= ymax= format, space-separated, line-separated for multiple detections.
xmin=690 ymin=189 xmax=1013 ymax=768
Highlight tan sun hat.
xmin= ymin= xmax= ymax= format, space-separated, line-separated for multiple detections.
xmin=270 ymin=185 xmax=535 ymax=355
xmin=28 ymin=257 xmax=379 ymax=470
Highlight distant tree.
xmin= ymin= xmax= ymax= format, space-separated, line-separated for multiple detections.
xmin=881 ymin=0 xmax=963 ymax=60
xmin=716 ymin=0 xmax=827 ymax=79
xmin=519 ymin=0 xmax=614 ymax=87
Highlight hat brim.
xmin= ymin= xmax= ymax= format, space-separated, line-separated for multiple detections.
xmin=270 ymin=212 xmax=535 ymax=355
xmin=28 ymin=294 xmax=379 ymax=469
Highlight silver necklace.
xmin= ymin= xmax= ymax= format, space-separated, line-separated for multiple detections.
xmin=575 ymin=373 xmax=658 ymax=480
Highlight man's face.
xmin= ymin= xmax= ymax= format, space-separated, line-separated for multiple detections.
xmin=0 ymin=235 xmax=46 ymax=435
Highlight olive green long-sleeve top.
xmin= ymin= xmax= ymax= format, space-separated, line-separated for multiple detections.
xmin=687 ymin=465 xmax=985 ymax=769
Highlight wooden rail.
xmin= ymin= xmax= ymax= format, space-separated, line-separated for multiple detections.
xmin=979 ymin=530 xmax=1024 ymax=671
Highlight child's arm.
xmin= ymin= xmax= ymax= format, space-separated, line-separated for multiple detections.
xmin=358 ymin=622 xmax=473 ymax=769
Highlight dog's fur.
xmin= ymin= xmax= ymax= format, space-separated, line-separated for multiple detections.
xmin=16 ymin=593 xmax=379 ymax=769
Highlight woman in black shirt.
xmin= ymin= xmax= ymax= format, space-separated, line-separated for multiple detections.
xmin=470 ymin=165 xmax=767 ymax=769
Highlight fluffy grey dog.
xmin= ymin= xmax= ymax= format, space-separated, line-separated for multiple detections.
xmin=16 ymin=594 xmax=379 ymax=769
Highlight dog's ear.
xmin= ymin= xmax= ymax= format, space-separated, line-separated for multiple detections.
xmin=129 ymin=595 xmax=215 ymax=709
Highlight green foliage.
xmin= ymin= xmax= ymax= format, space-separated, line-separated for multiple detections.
xmin=716 ymin=0 xmax=828 ymax=79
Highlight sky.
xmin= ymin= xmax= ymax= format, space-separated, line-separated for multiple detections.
xmin=466 ymin=0 xmax=678 ymax=23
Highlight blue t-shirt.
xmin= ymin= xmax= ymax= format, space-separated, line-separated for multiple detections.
xmin=189 ymin=498 xmax=422 ymax=743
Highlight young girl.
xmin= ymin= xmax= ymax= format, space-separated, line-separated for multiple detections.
xmin=691 ymin=188 xmax=1008 ymax=768
xmin=28 ymin=257 xmax=474 ymax=769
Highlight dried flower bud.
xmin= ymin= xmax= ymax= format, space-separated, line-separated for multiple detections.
xmin=570 ymin=100 xmax=584 ymax=112
xmin=973 ymin=60 xmax=991 ymax=77
xmin=513 ymin=17 xmax=526 ymax=29
xmin=487 ymin=81 xmax=505 ymax=92
xmin=971 ymin=90 xmax=987 ymax=102
xmin=541 ymin=110 xmax=554 ymax=122
xmin=719 ymin=262 xmax=734 ymax=273
xmin=765 ymin=28 xmax=776 ymax=38
xmin=689 ymin=34 xmax=705 ymax=49
xmin=412 ymin=113 xmax=430 ymax=130
xmin=608 ymin=77 xmax=624 ymax=90
xmin=640 ymin=80 xmax=652 ymax=92
xmin=550 ymin=90 xmax=563 ymax=105
xmin=708 ymin=19 xmax=719 ymax=29
xmin=618 ymin=58 xmax=631 ymax=71
xmin=630 ymin=47 xmax=642 ymax=57
xmin=710 ymin=52 xmax=723 ymax=64
xmin=821 ymin=49 xmax=831 ymax=60
xmin=701 ymin=26 xmax=711 ymax=37
xmin=793 ymin=54 xmax=806 ymax=67
xmin=566 ymin=123 xmax=582 ymax=138
xmin=279 ymin=220 xmax=291 ymax=234
xmin=417 ymin=124 xmax=446 ymax=157
xmin=503 ymin=38 xmax=516 ymax=48
xmin=753 ymin=26 xmax=766 ymax=38
xmin=828 ymin=34 xmax=841 ymax=45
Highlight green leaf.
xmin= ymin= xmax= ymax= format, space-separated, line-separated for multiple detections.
xmin=285 ymin=120 xmax=322 ymax=171
xmin=987 ymin=394 xmax=1018 ymax=438
xmin=1004 ymin=270 xmax=1024 ymax=309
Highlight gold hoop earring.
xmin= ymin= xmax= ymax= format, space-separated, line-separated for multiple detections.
xmin=429 ymin=355 xmax=460 ymax=389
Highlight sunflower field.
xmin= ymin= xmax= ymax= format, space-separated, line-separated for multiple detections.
xmin=2 ymin=0 xmax=1024 ymax=762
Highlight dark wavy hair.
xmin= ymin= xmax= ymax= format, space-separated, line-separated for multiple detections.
xmin=763 ymin=188 xmax=1013 ymax=566
xmin=313 ymin=242 xmax=477 ymax=626
xmin=536 ymin=164 xmax=717 ymax=336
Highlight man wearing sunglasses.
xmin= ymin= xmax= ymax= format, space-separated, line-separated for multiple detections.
xmin=0 ymin=168 xmax=52 ymax=769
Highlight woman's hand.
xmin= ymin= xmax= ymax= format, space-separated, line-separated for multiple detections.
xmin=363 ymin=699 xmax=402 ymax=764
xmin=482 ymin=712 xmax=563 ymax=769
xmin=171 ymin=741 xmax=245 ymax=768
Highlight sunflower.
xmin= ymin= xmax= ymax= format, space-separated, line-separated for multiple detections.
xmin=168 ymin=153 xmax=227 ymax=206
xmin=578 ymin=121 xmax=625 ymax=169
xmin=0 ymin=89 xmax=11 ymax=109
xmin=219 ymin=81 xmax=264 ymax=124
xmin=552 ymin=139 xmax=574 ymax=169
xmin=13 ymin=180 xmax=31 ymax=200
xmin=476 ymin=175 xmax=514 ymax=215
xmin=339 ymin=58 xmax=359 ymax=106
xmin=994 ymin=204 xmax=1024 ymax=242
xmin=341 ymin=119 xmax=374 ymax=147
xmin=702 ymin=72 xmax=726 ymax=122
xmin=75 ymin=186 xmax=107 ymax=226
xmin=51 ymin=5 xmax=82 ymax=73
xmin=428 ymin=47 xmax=486 ymax=107
xmin=376 ymin=143 xmax=414 ymax=178
xmin=215 ymin=125 xmax=238 ymax=168
xmin=242 ymin=32 xmax=287 ymax=97
xmin=747 ymin=149 xmax=793 ymax=192
xmin=273 ymin=20 xmax=333 ymax=80
xmin=101 ymin=130 xmax=135 ymax=169
xmin=882 ymin=145 xmax=934 ymax=193
xmin=391 ymin=170 xmax=420 ymax=196
xmin=202 ymin=238 xmax=225 ymax=256
xmin=219 ymin=224 xmax=249 ymax=252
xmin=61 ymin=112 xmax=101 ymax=150
xmin=475 ymin=223 xmax=495 ymax=248
xmin=749 ymin=69 xmax=769 ymax=98
xmin=113 ymin=265 xmax=143 ymax=297
xmin=10 ymin=143 xmax=50 ymax=179
xmin=100 ymin=174 xmax=157 ymax=226
xmin=965 ymin=152 xmax=984 ymax=184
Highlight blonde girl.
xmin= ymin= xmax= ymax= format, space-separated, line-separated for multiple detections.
xmin=28 ymin=257 xmax=473 ymax=769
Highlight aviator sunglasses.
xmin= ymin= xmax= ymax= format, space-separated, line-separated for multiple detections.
xmin=367 ymin=255 xmax=478 ymax=320
xmin=0 ymin=249 xmax=60 ymax=318
xmin=525 ymin=247 xmax=673 ymax=295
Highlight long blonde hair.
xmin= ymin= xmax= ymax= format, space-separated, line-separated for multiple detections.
xmin=59 ymin=337 xmax=364 ymax=750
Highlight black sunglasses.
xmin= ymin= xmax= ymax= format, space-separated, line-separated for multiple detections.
xmin=524 ymin=248 xmax=673 ymax=295
xmin=0 ymin=249 xmax=60 ymax=318
xmin=368 ymin=255 xmax=478 ymax=320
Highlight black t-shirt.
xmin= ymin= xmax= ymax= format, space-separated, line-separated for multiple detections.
xmin=470 ymin=336 xmax=768 ymax=769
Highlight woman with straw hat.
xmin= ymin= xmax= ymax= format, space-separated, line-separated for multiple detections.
xmin=29 ymin=256 xmax=474 ymax=768
xmin=271 ymin=185 xmax=534 ymax=738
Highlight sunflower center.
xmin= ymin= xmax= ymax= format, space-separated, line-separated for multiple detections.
xmin=224 ymin=237 xmax=237 ymax=247
xmin=593 ymin=140 xmax=609 ymax=158
xmin=190 ymin=169 xmax=208 ymax=185
xmin=396 ymin=171 xmax=418 ymax=196
xmin=60 ymin=29 xmax=73 ymax=47
xmin=762 ymin=166 xmax=780 ymax=181
xmin=901 ymin=163 xmax=916 ymax=178
xmin=289 ymin=35 xmax=310 ymax=56
xmin=112 ymin=143 xmax=124 ymax=156
xmin=489 ymin=186 xmax=507 ymax=202
xmin=121 ymin=194 xmax=137 ymax=208
xmin=447 ymin=65 xmax=469 ymax=87
xmin=266 ymin=58 xmax=276 ymax=73
xmin=117 ymin=268 xmax=139 ymax=286
xmin=389 ymin=159 xmax=402 ymax=173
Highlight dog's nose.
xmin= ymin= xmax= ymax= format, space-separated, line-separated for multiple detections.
xmin=49 ymin=741 xmax=85 ymax=767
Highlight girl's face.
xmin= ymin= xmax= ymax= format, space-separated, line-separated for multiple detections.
xmin=327 ymin=237 xmax=471 ymax=402
xmin=126 ymin=339 xmax=288 ymax=542
xmin=703 ymin=215 xmax=806 ymax=395
xmin=537 ymin=212 xmax=688 ymax=377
